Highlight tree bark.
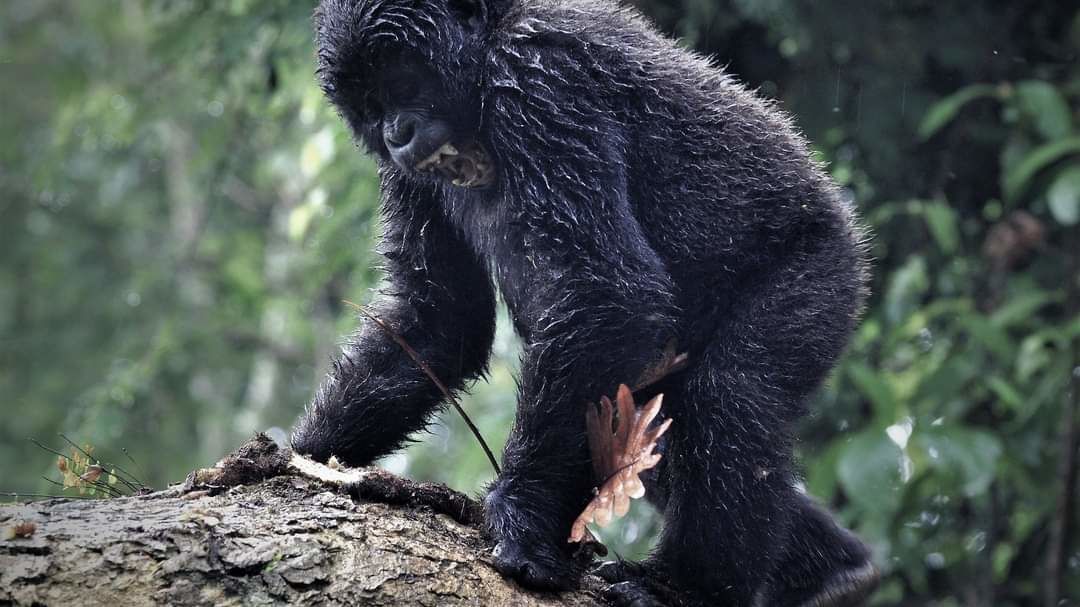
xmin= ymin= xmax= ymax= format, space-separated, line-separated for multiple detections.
xmin=0 ymin=436 xmax=607 ymax=607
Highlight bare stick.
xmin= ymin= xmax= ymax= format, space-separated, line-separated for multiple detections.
xmin=344 ymin=300 xmax=501 ymax=475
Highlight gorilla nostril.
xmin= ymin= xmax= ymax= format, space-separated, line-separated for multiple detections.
xmin=384 ymin=118 xmax=415 ymax=148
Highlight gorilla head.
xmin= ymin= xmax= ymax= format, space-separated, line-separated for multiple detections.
xmin=314 ymin=0 xmax=498 ymax=187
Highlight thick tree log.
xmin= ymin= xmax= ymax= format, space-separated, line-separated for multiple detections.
xmin=0 ymin=435 xmax=610 ymax=606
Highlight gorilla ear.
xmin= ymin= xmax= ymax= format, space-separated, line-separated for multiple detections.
xmin=448 ymin=0 xmax=504 ymax=30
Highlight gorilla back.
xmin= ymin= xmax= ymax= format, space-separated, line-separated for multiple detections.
xmin=293 ymin=0 xmax=878 ymax=604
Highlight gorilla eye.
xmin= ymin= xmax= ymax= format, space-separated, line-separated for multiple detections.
xmin=386 ymin=79 xmax=422 ymax=105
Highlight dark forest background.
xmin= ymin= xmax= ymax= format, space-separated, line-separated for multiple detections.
xmin=1 ymin=1 xmax=1078 ymax=604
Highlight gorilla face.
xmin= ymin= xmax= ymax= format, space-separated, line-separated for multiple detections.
xmin=344 ymin=54 xmax=496 ymax=188
xmin=374 ymin=59 xmax=455 ymax=171
xmin=315 ymin=15 xmax=494 ymax=186
xmin=369 ymin=59 xmax=494 ymax=187
xmin=314 ymin=0 xmax=496 ymax=188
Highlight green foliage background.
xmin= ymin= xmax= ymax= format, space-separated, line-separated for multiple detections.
xmin=1 ymin=1 xmax=1077 ymax=604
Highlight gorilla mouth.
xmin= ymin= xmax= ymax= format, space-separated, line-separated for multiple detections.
xmin=414 ymin=141 xmax=495 ymax=188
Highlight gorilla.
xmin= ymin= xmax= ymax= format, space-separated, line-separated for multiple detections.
xmin=291 ymin=0 xmax=879 ymax=604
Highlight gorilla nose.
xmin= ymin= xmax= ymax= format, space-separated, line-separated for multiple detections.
xmin=383 ymin=116 xmax=416 ymax=150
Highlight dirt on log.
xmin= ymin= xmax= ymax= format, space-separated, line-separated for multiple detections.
xmin=0 ymin=435 xmax=610 ymax=606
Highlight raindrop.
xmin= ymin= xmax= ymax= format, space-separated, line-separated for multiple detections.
xmin=900 ymin=453 xmax=914 ymax=483
xmin=886 ymin=417 xmax=913 ymax=449
xmin=925 ymin=552 xmax=946 ymax=569
xmin=125 ymin=291 xmax=141 ymax=307
xmin=928 ymin=446 xmax=939 ymax=460
xmin=833 ymin=74 xmax=841 ymax=113
xmin=918 ymin=327 xmax=933 ymax=351
xmin=778 ymin=38 xmax=799 ymax=58
xmin=207 ymin=99 xmax=225 ymax=117
xmin=966 ymin=532 xmax=987 ymax=553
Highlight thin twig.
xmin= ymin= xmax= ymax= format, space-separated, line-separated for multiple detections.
xmin=41 ymin=475 xmax=121 ymax=499
xmin=57 ymin=429 xmax=145 ymax=486
xmin=39 ymin=473 xmax=121 ymax=499
xmin=1045 ymin=225 xmax=1080 ymax=607
xmin=45 ymin=470 xmax=122 ymax=499
xmin=58 ymin=434 xmax=145 ymax=491
xmin=344 ymin=300 xmax=501 ymax=475
xmin=31 ymin=436 xmax=140 ymax=495
xmin=121 ymin=448 xmax=151 ymax=487
xmin=27 ymin=437 xmax=73 ymax=463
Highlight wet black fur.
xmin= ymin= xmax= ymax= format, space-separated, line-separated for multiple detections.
xmin=291 ymin=0 xmax=876 ymax=604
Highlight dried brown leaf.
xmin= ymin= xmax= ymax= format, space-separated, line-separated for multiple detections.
xmin=570 ymin=385 xmax=672 ymax=543
xmin=3 ymin=520 xmax=36 ymax=540
xmin=79 ymin=465 xmax=104 ymax=483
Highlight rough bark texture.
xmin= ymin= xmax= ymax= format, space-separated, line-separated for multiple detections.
xmin=0 ymin=436 xmax=610 ymax=606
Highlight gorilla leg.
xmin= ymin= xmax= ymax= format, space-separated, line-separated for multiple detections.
xmin=763 ymin=493 xmax=880 ymax=606
xmin=655 ymin=356 xmax=800 ymax=605
xmin=483 ymin=343 xmax=598 ymax=590
xmin=657 ymin=245 xmax=868 ymax=605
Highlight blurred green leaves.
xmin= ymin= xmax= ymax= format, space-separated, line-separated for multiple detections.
xmin=917 ymin=84 xmax=1000 ymax=141
xmin=1047 ymin=166 xmax=1080 ymax=225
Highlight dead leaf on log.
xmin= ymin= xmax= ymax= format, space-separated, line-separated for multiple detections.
xmin=569 ymin=385 xmax=672 ymax=544
xmin=2 ymin=520 xmax=36 ymax=540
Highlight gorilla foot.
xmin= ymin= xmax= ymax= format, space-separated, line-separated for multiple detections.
xmin=490 ymin=537 xmax=586 ymax=591
xmin=594 ymin=560 xmax=677 ymax=607
xmin=604 ymin=581 xmax=664 ymax=607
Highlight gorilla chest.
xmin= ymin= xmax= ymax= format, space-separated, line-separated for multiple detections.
xmin=440 ymin=191 xmax=540 ymax=339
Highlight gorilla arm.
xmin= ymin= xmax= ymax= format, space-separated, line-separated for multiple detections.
xmin=291 ymin=171 xmax=497 ymax=466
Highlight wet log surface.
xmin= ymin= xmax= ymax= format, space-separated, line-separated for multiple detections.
xmin=0 ymin=435 xmax=611 ymax=606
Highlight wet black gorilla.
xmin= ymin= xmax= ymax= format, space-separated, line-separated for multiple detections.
xmin=292 ymin=0 xmax=879 ymax=604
